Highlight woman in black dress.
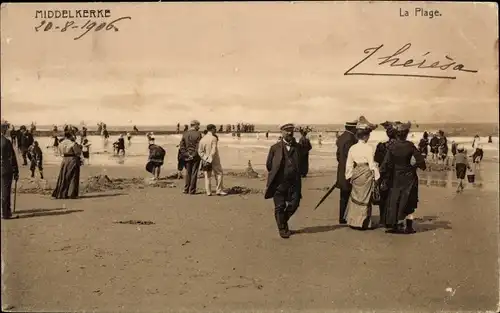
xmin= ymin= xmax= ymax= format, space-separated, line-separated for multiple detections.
xmin=380 ymin=122 xmax=427 ymax=234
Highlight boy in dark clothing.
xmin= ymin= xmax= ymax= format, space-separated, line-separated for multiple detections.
xmin=454 ymin=145 xmax=470 ymax=193
xmin=28 ymin=141 xmax=44 ymax=179
xmin=472 ymin=144 xmax=484 ymax=169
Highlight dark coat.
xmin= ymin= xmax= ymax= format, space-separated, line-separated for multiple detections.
xmin=335 ymin=130 xmax=358 ymax=191
xmin=179 ymin=129 xmax=202 ymax=161
xmin=264 ymin=140 xmax=302 ymax=199
xmin=1 ymin=135 xmax=19 ymax=177
xmin=380 ymin=140 xmax=426 ymax=224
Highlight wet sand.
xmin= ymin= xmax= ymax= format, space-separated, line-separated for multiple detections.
xmin=1 ymin=162 xmax=499 ymax=312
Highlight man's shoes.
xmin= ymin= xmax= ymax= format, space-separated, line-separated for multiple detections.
xmin=216 ymin=191 xmax=228 ymax=196
xmin=279 ymin=229 xmax=291 ymax=239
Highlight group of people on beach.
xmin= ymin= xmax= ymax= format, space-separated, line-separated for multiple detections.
xmin=0 ymin=118 xmax=489 ymax=234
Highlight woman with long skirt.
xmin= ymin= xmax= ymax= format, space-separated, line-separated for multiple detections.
xmin=344 ymin=117 xmax=379 ymax=230
xmin=380 ymin=122 xmax=427 ymax=234
xmin=52 ymin=132 xmax=82 ymax=199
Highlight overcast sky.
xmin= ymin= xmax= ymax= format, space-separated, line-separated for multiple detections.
xmin=1 ymin=2 xmax=498 ymax=126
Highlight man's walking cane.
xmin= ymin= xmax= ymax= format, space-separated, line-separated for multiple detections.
xmin=13 ymin=179 xmax=18 ymax=213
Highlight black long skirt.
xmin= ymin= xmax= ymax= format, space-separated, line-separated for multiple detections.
xmin=385 ymin=174 xmax=419 ymax=224
xmin=52 ymin=157 xmax=81 ymax=199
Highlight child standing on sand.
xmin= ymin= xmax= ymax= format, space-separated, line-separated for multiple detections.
xmin=82 ymin=139 xmax=91 ymax=165
xmin=454 ymin=145 xmax=470 ymax=193
xmin=28 ymin=141 xmax=44 ymax=179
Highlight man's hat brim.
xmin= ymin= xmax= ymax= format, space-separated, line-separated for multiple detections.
xmin=280 ymin=123 xmax=295 ymax=131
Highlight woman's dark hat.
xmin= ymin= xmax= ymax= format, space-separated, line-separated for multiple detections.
xmin=380 ymin=121 xmax=394 ymax=129
xmin=356 ymin=116 xmax=378 ymax=130
xmin=395 ymin=121 xmax=412 ymax=132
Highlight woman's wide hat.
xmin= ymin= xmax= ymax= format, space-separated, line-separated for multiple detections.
xmin=356 ymin=116 xmax=378 ymax=130
xmin=395 ymin=121 xmax=412 ymax=132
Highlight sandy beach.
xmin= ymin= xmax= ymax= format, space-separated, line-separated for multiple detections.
xmin=1 ymin=153 xmax=498 ymax=312
xmin=1 ymin=2 xmax=498 ymax=312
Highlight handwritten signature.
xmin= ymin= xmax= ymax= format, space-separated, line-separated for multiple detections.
xmin=344 ymin=43 xmax=478 ymax=79
xmin=34 ymin=16 xmax=131 ymax=40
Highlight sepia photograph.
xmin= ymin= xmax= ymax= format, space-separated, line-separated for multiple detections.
xmin=1 ymin=2 xmax=499 ymax=312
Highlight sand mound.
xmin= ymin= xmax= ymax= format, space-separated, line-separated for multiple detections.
xmin=83 ymin=175 xmax=176 ymax=193
xmin=226 ymin=186 xmax=262 ymax=195
xmin=83 ymin=175 xmax=115 ymax=193
xmin=17 ymin=179 xmax=53 ymax=195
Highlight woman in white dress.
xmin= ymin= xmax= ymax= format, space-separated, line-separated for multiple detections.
xmin=344 ymin=118 xmax=379 ymax=230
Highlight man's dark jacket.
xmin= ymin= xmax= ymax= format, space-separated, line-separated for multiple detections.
xmin=264 ymin=140 xmax=302 ymax=199
xmin=179 ymin=129 xmax=202 ymax=161
xmin=1 ymin=135 xmax=19 ymax=177
xmin=335 ymin=130 xmax=358 ymax=191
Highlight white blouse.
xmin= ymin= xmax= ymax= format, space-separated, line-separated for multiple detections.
xmin=345 ymin=141 xmax=380 ymax=181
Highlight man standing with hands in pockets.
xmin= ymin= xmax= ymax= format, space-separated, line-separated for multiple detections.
xmin=198 ymin=124 xmax=227 ymax=196
xmin=1 ymin=119 xmax=19 ymax=220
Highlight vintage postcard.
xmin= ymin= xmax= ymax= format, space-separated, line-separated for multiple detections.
xmin=1 ymin=1 xmax=498 ymax=312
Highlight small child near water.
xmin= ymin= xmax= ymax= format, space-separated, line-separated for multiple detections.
xmin=454 ymin=145 xmax=470 ymax=193
xmin=82 ymin=139 xmax=91 ymax=164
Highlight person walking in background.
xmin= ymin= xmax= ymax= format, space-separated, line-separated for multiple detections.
xmin=344 ymin=118 xmax=379 ymax=230
xmin=454 ymin=145 xmax=470 ymax=193
xmin=472 ymin=134 xmax=480 ymax=148
xmin=179 ymin=120 xmax=202 ymax=194
xmin=374 ymin=121 xmax=398 ymax=227
xmin=52 ymin=131 xmax=83 ymax=199
xmin=176 ymin=144 xmax=185 ymax=179
xmin=28 ymin=141 xmax=44 ymax=179
xmin=115 ymin=134 xmax=126 ymax=156
xmin=418 ymin=131 xmax=429 ymax=159
xmin=198 ymin=124 xmax=227 ymax=196
xmin=265 ymin=131 xmax=269 ymax=140
xmin=451 ymin=141 xmax=458 ymax=166
xmin=1 ymin=119 xmax=19 ymax=220
xmin=437 ymin=130 xmax=448 ymax=165
xmin=472 ymin=144 xmax=484 ymax=170
xmin=335 ymin=119 xmax=358 ymax=225
xmin=298 ymin=130 xmax=312 ymax=177
xmin=126 ymin=132 xmax=132 ymax=146
xmin=264 ymin=123 xmax=302 ymax=239
xmin=429 ymin=132 xmax=439 ymax=162
xmin=380 ymin=122 xmax=426 ymax=234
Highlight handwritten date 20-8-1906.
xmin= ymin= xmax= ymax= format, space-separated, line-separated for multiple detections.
xmin=34 ymin=16 xmax=131 ymax=40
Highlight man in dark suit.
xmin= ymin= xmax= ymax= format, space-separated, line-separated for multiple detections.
xmin=335 ymin=120 xmax=358 ymax=224
xmin=1 ymin=120 xmax=19 ymax=220
xmin=179 ymin=120 xmax=202 ymax=194
xmin=265 ymin=123 xmax=302 ymax=239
